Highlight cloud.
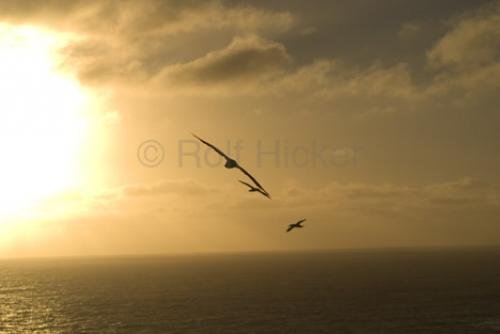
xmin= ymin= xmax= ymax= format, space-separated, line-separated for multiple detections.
xmin=422 ymin=2 xmax=500 ymax=111
xmin=150 ymin=49 xmax=421 ymax=112
xmin=36 ymin=176 xmax=498 ymax=223
xmin=0 ymin=0 xmax=294 ymax=84
xmin=0 ymin=1 xmax=89 ymax=26
xmin=153 ymin=35 xmax=291 ymax=88
xmin=141 ymin=0 xmax=499 ymax=115
xmin=249 ymin=60 xmax=421 ymax=115
xmin=4 ymin=0 xmax=499 ymax=114
xmin=122 ymin=179 xmax=210 ymax=197
xmin=10 ymin=176 xmax=499 ymax=256
xmin=201 ymin=177 xmax=499 ymax=223
xmin=0 ymin=1 xmax=294 ymax=36
xmin=311 ymin=62 xmax=417 ymax=100
xmin=252 ymin=1 xmax=500 ymax=114
xmin=427 ymin=2 xmax=500 ymax=70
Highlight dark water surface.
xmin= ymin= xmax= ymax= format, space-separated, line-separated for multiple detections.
xmin=1 ymin=248 xmax=500 ymax=333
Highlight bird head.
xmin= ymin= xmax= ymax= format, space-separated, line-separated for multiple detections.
xmin=224 ymin=159 xmax=237 ymax=168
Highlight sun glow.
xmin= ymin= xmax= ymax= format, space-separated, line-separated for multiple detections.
xmin=0 ymin=24 xmax=95 ymax=222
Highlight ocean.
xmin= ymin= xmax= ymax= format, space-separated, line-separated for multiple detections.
xmin=1 ymin=248 xmax=500 ymax=333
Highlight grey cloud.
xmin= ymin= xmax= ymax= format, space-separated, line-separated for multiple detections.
xmin=427 ymin=1 xmax=500 ymax=70
xmin=153 ymin=35 xmax=291 ymax=87
xmin=423 ymin=2 xmax=500 ymax=112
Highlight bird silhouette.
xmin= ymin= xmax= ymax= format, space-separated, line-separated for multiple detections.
xmin=192 ymin=133 xmax=270 ymax=197
xmin=287 ymin=219 xmax=306 ymax=232
xmin=238 ymin=180 xmax=271 ymax=199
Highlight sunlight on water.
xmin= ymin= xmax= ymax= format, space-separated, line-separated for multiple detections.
xmin=1 ymin=250 xmax=500 ymax=333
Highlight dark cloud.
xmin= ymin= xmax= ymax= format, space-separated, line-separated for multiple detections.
xmin=237 ymin=0 xmax=495 ymax=67
xmin=38 ymin=0 xmax=294 ymax=83
xmin=427 ymin=1 xmax=500 ymax=70
xmin=153 ymin=35 xmax=291 ymax=87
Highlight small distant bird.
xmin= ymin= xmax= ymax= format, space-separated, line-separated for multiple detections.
xmin=287 ymin=219 xmax=306 ymax=232
xmin=238 ymin=180 xmax=271 ymax=199
xmin=192 ymin=133 xmax=270 ymax=196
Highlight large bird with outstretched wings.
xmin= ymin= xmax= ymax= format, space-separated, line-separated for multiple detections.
xmin=192 ymin=133 xmax=270 ymax=197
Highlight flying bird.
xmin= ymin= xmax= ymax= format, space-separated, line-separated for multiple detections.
xmin=192 ymin=133 xmax=270 ymax=196
xmin=287 ymin=219 xmax=306 ymax=232
xmin=238 ymin=180 xmax=271 ymax=199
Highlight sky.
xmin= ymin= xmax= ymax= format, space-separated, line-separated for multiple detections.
xmin=1 ymin=0 xmax=500 ymax=257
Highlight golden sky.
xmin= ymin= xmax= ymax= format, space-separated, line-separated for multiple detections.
xmin=1 ymin=0 xmax=500 ymax=257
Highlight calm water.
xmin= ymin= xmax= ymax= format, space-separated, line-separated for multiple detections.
xmin=1 ymin=248 xmax=500 ymax=333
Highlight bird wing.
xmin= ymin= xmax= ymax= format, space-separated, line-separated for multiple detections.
xmin=286 ymin=225 xmax=294 ymax=232
xmin=236 ymin=165 xmax=269 ymax=195
xmin=239 ymin=180 xmax=271 ymax=199
xmin=296 ymin=219 xmax=306 ymax=225
xmin=238 ymin=180 xmax=253 ymax=189
xmin=191 ymin=134 xmax=270 ymax=196
xmin=257 ymin=188 xmax=271 ymax=199
xmin=192 ymin=133 xmax=231 ymax=160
